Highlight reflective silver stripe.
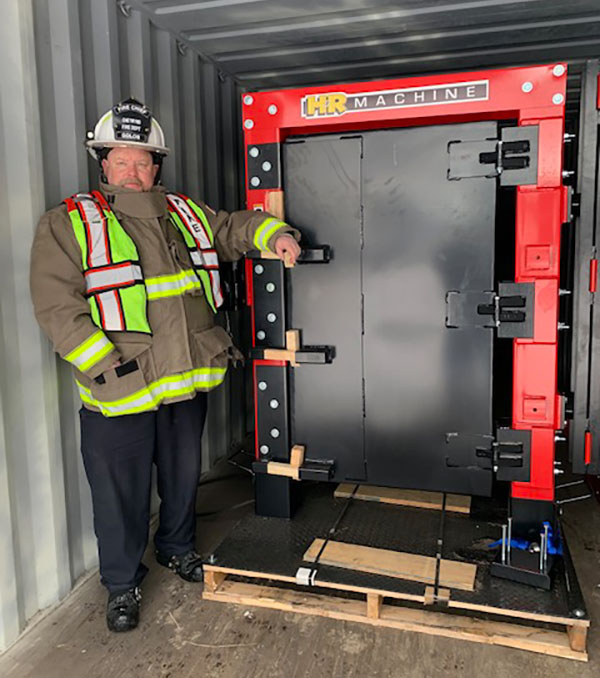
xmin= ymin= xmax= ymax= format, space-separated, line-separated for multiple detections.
xmin=97 ymin=290 xmax=124 ymax=331
xmin=66 ymin=331 xmax=113 ymax=371
xmin=78 ymin=196 xmax=110 ymax=267
xmin=85 ymin=263 xmax=143 ymax=294
xmin=168 ymin=194 xmax=212 ymax=249
xmin=190 ymin=250 xmax=203 ymax=267
xmin=210 ymin=272 xmax=224 ymax=306
xmin=145 ymin=271 xmax=200 ymax=297
xmin=202 ymin=251 xmax=219 ymax=268
xmin=77 ymin=367 xmax=227 ymax=416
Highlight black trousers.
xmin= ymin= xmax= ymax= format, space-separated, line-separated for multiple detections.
xmin=80 ymin=394 xmax=208 ymax=593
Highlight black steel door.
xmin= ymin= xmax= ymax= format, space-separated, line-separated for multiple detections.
xmin=284 ymin=122 xmax=497 ymax=495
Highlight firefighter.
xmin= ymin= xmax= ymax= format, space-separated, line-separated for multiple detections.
xmin=30 ymin=98 xmax=300 ymax=632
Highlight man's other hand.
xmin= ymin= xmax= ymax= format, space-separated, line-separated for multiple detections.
xmin=273 ymin=234 xmax=301 ymax=265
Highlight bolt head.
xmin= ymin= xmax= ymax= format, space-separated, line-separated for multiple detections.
xmin=249 ymin=146 xmax=260 ymax=158
xmin=250 ymin=176 xmax=261 ymax=187
xmin=521 ymin=81 xmax=533 ymax=93
xmin=552 ymin=64 xmax=566 ymax=77
xmin=244 ymin=119 xmax=254 ymax=129
xmin=270 ymin=428 xmax=280 ymax=438
xmin=573 ymin=608 xmax=585 ymax=618
xmin=254 ymin=264 xmax=264 ymax=274
xmin=552 ymin=93 xmax=564 ymax=105
xmin=269 ymin=399 xmax=279 ymax=409
xmin=258 ymin=381 xmax=267 ymax=391
xmin=262 ymin=161 xmax=272 ymax=172
xmin=266 ymin=282 xmax=276 ymax=292
xmin=243 ymin=95 xmax=254 ymax=105
xmin=256 ymin=330 xmax=266 ymax=340
xmin=267 ymin=313 xmax=277 ymax=323
xmin=268 ymin=104 xmax=278 ymax=115
xmin=260 ymin=444 xmax=269 ymax=455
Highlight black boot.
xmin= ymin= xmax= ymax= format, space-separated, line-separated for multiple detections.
xmin=106 ymin=587 xmax=142 ymax=632
xmin=156 ymin=549 xmax=204 ymax=582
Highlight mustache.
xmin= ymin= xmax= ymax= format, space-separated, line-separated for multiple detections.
xmin=119 ymin=177 xmax=143 ymax=187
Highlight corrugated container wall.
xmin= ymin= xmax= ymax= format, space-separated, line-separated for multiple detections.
xmin=0 ymin=0 xmax=245 ymax=651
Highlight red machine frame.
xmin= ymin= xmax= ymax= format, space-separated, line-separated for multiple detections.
xmin=243 ymin=64 xmax=569 ymax=502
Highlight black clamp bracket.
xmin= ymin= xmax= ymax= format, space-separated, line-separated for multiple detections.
xmin=251 ymin=345 xmax=334 ymax=364
xmin=476 ymin=282 xmax=535 ymax=338
xmin=476 ymin=428 xmax=531 ymax=482
xmin=448 ymin=125 xmax=538 ymax=186
xmin=247 ymin=245 xmax=332 ymax=264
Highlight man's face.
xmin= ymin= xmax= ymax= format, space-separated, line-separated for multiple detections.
xmin=102 ymin=147 xmax=158 ymax=191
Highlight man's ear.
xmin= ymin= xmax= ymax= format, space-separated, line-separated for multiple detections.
xmin=101 ymin=158 xmax=109 ymax=173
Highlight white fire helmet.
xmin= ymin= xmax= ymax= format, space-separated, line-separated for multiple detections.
xmin=85 ymin=97 xmax=169 ymax=159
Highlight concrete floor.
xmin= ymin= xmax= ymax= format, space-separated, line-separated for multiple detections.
xmin=1 ymin=461 xmax=599 ymax=678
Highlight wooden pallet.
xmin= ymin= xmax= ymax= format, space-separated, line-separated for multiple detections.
xmin=203 ymin=566 xmax=589 ymax=661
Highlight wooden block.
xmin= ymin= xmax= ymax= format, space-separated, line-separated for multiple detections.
xmin=334 ymin=484 xmax=471 ymax=514
xmin=567 ymin=624 xmax=587 ymax=653
xmin=286 ymin=329 xmax=301 ymax=352
xmin=204 ymin=580 xmax=588 ymax=661
xmin=290 ymin=444 xmax=305 ymax=468
xmin=266 ymin=190 xmax=285 ymax=221
xmin=367 ymin=593 xmax=383 ymax=619
xmin=267 ymin=461 xmax=300 ymax=480
xmin=263 ymin=348 xmax=296 ymax=363
xmin=203 ymin=570 xmax=227 ymax=592
xmin=303 ymin=539 xmax=476 ymax=592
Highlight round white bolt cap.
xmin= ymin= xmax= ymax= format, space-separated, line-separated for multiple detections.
xmin=266 ymin=282 xmax=276 ymax=292
xmin=521 ymin=82 xmax=533 ymax=93
xmin=244 ymin=119 xmax=254 ymax=129
xmin=243 ymin=95 xmax=254 ymax=105
xmin=249 ymin=146 xmax=260 ymax=158
xmin=552 ymin=64 xmax=566 ymax=77
xmin=262 ymin=161 xmax=272 ymax=172
xmin=267 ymin=313 xmax=277 ymax=323
xmin=552 ymin=93 xmax=564 ymax=105
xmin=270 ymin=428 xmax=280 ymax=438
xmin=258 ymin=381 xmax=268 ymax=391
xmin=268 ymin=104 xmax=278 ymax=115
xmin=250 ymin=176 xmax=261 ymax=187
xmin=254 ymin=264 xmax=264 ymax=274
xmin=269 ymin=399 xmax=279 ymax=409
xmin=256 ymin=330 xmax=266 ymax=340
xmin=260 ymin=445 xmax=269 ymax=455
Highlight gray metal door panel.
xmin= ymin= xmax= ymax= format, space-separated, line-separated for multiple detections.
xmin=284 ymin=136 xmax=366 ymax=481
xmin=362 ymin=123 xmax=497 ymax=494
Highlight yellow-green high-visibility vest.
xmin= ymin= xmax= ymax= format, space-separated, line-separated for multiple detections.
xmin=64 ymin=190 xmax=223 ymax=333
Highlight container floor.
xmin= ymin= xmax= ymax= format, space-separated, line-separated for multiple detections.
xmin=1 ymin=460 xmax=600 ymax=678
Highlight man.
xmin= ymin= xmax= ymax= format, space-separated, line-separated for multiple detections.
xmin=30 ymin=98 xmax=300 ymax=632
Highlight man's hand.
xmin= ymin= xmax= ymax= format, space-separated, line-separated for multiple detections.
xmin=273 ymin=234 xmax=301 ymax=266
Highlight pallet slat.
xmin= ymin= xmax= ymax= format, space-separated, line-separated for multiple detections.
xmin=303 ymin=538 xmax=477 ymax=592
xmin=203 ymin=579 xmax=587 ymax=662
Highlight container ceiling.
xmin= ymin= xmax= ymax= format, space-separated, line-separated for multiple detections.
xmin=128 ymin=0 xmax=600 ymax=91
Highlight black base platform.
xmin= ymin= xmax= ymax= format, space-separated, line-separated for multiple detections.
xmin=207 ymin=482 xmax=587 ymax=623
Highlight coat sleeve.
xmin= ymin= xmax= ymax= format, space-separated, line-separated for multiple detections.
xmin=30 ymin=207 xmax=121 ymax=379
xmin=205 ymin=204 xmax=300 ymax=262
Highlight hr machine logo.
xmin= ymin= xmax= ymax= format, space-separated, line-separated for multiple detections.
xmin=301 ymin=80 xmax=489 ymax=118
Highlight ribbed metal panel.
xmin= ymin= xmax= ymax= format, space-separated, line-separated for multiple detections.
xmin=0 ymin=0 xmax=243 ymax=651
xmin=132 ymin=0 xmax=600 ymax=89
